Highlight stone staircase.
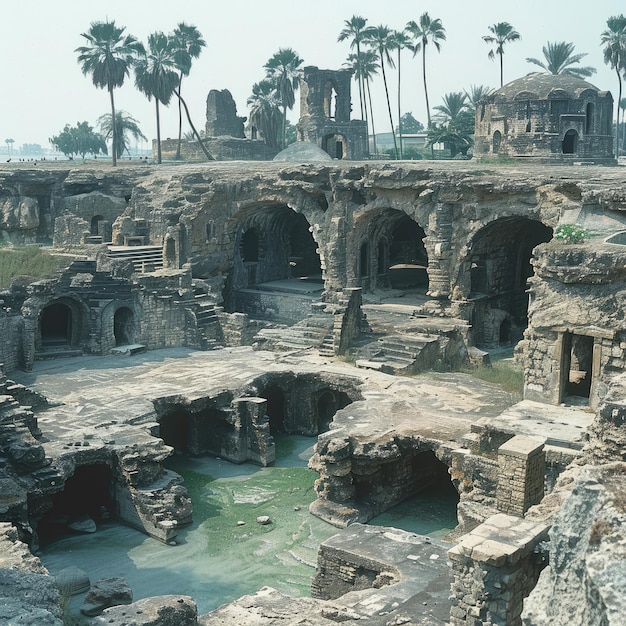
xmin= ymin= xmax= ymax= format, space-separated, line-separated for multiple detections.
xmin=254 ymin=312 xmax=335 ymax=353
xmin=355 ymin=332 xmax=448 ymax=375
xmin=106 ymin=245 xmax=163 ymax=273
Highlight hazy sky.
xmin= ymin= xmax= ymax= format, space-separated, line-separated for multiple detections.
xmin=1 ymin=0 xmax=624 ymax=150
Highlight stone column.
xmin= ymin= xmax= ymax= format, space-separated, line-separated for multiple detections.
xmin=235 ymin=397 xmax=275 ymax=466
xmin=497 ymin=435 xmax=545 ymax=517
xmin=448 ymin=514 xmax=549 ymax=626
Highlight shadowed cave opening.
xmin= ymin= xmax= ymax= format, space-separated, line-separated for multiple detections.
xmin=36 ymin=464 xmax=113 ymax=545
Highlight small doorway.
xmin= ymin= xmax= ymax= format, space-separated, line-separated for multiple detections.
xmin=560 ymin=332 xmax=595 ymax=404
xmin=562 ymin=129 xmax=578 ymax=154
xmin=114 ymin=307 xmax=135 ymax=346
xmin=40 ymin=302 xmax=72 ymax=346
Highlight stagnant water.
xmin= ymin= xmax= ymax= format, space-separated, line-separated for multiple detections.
xmin=38 ymin=436 xmax=458 ymax=619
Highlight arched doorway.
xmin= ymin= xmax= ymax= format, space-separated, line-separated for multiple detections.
xmin=493 ymin=130 xmax=502 ymax=153
xmin=40 ymin=302 xmax=72 ymax=346
xmin=355 ymin=208 xmax=428 ymax=293
xmin=316 ymin=389 xmax=352 ymax=433
xmin=562 ymin=129 xmax=578 ymax=154
xmin=468 ymin=217 xmax=553 ymax=348
xmin=90 ymin=215 xmax=104 ymax=236
xmin=160 ymin=409 xmax=191 ymax=454
xmin=114 ymin=307 xmax=135 ymax=346
xmin=226 ymin=205 xmax=323 ymax=319
xmin=323 ymin=134 xmax=347 ymax=159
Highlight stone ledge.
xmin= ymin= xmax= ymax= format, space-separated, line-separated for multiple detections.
xmin=448 ymin=513 xmax=549 ymax=566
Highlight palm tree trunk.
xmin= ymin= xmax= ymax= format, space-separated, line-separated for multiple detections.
xmin=422 ymin=48 xmax=434 ymax=158
xmin=174 ymin=89 xmax=214 ymax=161
xmin=380 ymin=57 xmax=398 ymax=159
xmin=366 ymin=77 xmax=377 ymax=156
xmin=156 ymin=100 xmax=162 ymax=164
xmin=109 ymin=88 xmax=117 ymax=166
xmin=422 ymin=48 xmax=431 ymax=128
xmin=616 ymin=68 xmax=622 ymax=157
xmin=499 ymin=52 xmax=504 ymax=88
xmin=282 ymin=105 xmax=287 ymax=150
xmin=176 ymin=73 xmax=184 ymax=160
xmin=356 ymin=43 xmax=365 ymax=120
xmin=397 ymin=48 xmax=403 ymax=159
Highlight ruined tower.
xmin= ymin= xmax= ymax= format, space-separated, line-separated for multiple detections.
xmin=296 ymin=66 xmax=369 ymax=160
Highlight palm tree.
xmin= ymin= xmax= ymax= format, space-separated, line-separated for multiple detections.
xmin=337 ymin=16 xmax=374 ymax=122
xmin=365 ymin=25 xmax=398 ymax=159
xmin=134 ymin=32 xmax=179 ymax=164
xmin=465 ymin=85 xmax=493 ymax=110
xmin=601 ymin=15 xmax=626 ymax=157
xmin=621 ymin=97 xmax=626 ymax=156
xmin=346 ymin=50 xmax=379 ymax=155
xmin=247 ymin=80 xmax=282 ymax=150
xmin=483 ymin=22 xmax=521 ymax=88
xmin=434 ymin=92 xmax=469 ymax=123
xmin=406 ymin=13 xmax=446 ymax=130
xmin=172 ymin=23 xmax=206 ymax=160
xmin=264 ymin=48 xmax=303 ymax=150
xmin=389 ymin=30 xmax=411 ymax=159
xmin=526 ymin=41 xmax=596 ymax=78
xmin=97 ymin=111 xmax=147 ymax=159
xmin=76 ymin=21 xmax=142 ymax=166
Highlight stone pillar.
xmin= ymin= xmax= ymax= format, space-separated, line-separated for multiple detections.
xmin=235 ymin=397 xmax=275 ymax=466
xmin=426 ymin=202 xmax=454 ymax=299
xmin=497 ymin=435 xmax=545 ymax=517
xmin=448 ymin=514 xmax=549 ymax=626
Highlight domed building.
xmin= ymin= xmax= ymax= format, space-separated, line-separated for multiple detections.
xmin=473 ymin=73 xmax=615 ymax=163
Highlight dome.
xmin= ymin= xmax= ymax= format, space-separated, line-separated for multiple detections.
xmin=493 ymin=73 xmax=602 ymax=101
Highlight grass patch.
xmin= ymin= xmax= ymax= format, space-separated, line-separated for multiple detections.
xmin=0 ymin=246 xmax=69 ymax=288
xmin=461 ymin=360 xmax=524 ymax=397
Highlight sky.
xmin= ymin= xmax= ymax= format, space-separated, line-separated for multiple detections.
xmin=1 ymin=0 xmax=624 ymax=151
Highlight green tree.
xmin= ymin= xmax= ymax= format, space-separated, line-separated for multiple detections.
xmin=389 ymin=30 xmax=411 ymax=158
xmin=526 ymin=41 xmax=596 ymax=78
xmin=4 ymin=138 xmax=14 ymax=158
xmin=601 ymin=15 xmax=626 ymax=157
xmin=134 ymin=32 xmax=180 ymax=164
xmin=50 ymin=122 xmax=107 ymax=159
xmin=406 ymin=13 xmax=446 ymax=129
xmin=365 ymin=25 xmax=398 ymax=159
xmin=430 ymin=92 xmax=474 ymax=158
xmin=345 ymin=49 xmax=379 ymax=155
xmin=465 ymin=85 xmax=493 ymax=110
xmin=172 ymin=23 xmax=206 ymax=160
xmin=483 ymin=22 xmax=521 ymax=88
xmin=264 ymin=48 xmax=304 ymax=150
xmin=97 ymin=111 xmax=147 ymax=159
xmin=247 ymin=79 xmax=282 ymax=150
xmin=397 ymin=112 xmax=424 ymax=134
xmin=337 ymin=16 xmax=374 ymax=123
xmin=76 ymin=20 xmax=142 ymax=166
xmin=20 ymin=143 xmax=43 ymax=156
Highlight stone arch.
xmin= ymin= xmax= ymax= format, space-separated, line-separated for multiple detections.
xmin=90 ymin=214 xmax=104 ymax=236
xmin=323 ymin=80 xmax=338 ymax=119
xmin=353 ymin=208 xmax=428 ymax=293
xmin=562 ymin=129 xmax=578 ymax=154
xmin=465 ymin=216 xmax=553 ymax=348
xmin=38 ymin=298 xmax=83 ymax=350
xmin=351 ymin=446 xmax=459 ymax=524
xmin=493 ymin=130 xmax=502 ymax=153
xmin=114 ymin=306 xmax=136 ymax=346
xmin=322 ymin=133 xmax=347 ymax=159
xmin=314 ymin=388 xmax=353 ymax=433
xmin=585 ymin=102 xmax=595 ymax=134
xmin=224 ymin=204 xmax=323 ymax=318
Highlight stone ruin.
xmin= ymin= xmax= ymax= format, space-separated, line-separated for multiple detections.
xmin=474 ymin=73 xmax=615 ymax=164
xmin=0 ymin=159 xmax=625 ymax=624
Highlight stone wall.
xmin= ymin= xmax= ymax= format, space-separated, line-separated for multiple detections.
xmin=448 ymin=514 xmax=549 ymax=626
xmin=156 ymin=137 xmax=277 ymax=161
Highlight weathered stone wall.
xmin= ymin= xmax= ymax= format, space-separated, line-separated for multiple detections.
xmin=156 ymin=137 xmax=277 ymax=161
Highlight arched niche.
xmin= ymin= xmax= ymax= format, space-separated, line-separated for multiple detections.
xmin=114 ymin=307 xmax=135 ymax=346
xmin=467 ymin=217 xmax=553 ymax=348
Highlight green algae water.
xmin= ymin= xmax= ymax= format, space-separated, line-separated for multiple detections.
xmin=38 ymin=435 xmax=457 ymax=618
